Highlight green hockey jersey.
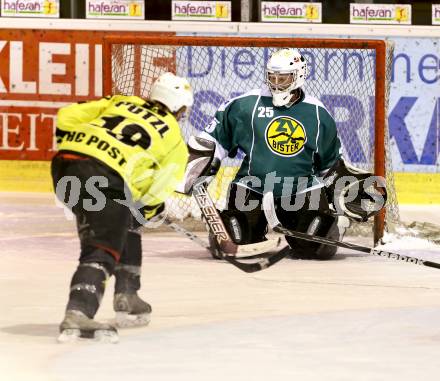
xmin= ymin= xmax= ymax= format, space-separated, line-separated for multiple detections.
xmin=56 ymin=95 xmax=188 ymax=205
xmin=202 ymin=87 xmax=341 ymax=197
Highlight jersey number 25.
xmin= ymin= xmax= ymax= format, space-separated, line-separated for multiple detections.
xmin=257 ymin=107 xmax=274 ymax=118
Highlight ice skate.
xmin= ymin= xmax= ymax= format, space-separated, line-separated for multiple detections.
xmin=58 ymin=310 xmax=118 ymax=343
xmin=113 ymin=262 xmax=152 ymax=328
xmin=113 ymin=292 xmax=152 ymax=328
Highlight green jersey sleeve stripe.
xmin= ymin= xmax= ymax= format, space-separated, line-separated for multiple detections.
xmin=315 ymin=104 xmax=321 ymax=154
xmin=248 ymin=95 xmax=261 ymax=177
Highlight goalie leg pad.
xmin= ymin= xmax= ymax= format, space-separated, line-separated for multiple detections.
xmin=220 ymin=210 xmax=267 ymax=245
xmin=314 ymin=216 xmax=350 ymax=260
xmin=208 ymin=209 xmax=267 ymax=259
xmin=279 ymin=210 xmax=345 ymax=260
xmin=222 ymin=183 xmax=268 ymax=244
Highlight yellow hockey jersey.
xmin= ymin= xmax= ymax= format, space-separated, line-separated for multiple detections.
xmin=56 ymin=95 xmax=189 ymax=206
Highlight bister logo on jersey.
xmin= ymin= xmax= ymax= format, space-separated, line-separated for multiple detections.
xmin=264 ymin=116 xmax=307 ymax=157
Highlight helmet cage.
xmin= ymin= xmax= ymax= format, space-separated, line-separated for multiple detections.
xmin=265 ymin=49 xmax=308 ymax=107
xmin=266 ymin=71 xmax=298 ymax=93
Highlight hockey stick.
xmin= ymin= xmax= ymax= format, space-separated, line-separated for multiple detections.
xmin=192 ymin=182 xmax=282 ymax=257
xmin=263 ymin=192 xmax=440 ymax=271
xmin=192 ymin=182 xmax=287 ymax=273
xmin=163 ymin=207 xmax=288 ymax=272
xmin=163 ymin=217 xmax=210 ymax=250
xmin=224 ymin=245 xmax=292 ymax=273
xmin=160 ymin=216 xmax=288 ymax=272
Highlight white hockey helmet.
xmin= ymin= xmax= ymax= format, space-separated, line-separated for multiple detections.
xmin=266 ymin=48 xmax=308 ymax=107
xmin=150 ymin=72 xmax=194 ymax=114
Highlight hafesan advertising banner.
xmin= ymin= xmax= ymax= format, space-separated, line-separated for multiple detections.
xmin=0 ymin=0 xmax=59 ymax=18
xmin=260 ymin=2 xmax=322 ymax=23
xmin=433 ymin=4 xmax=440 ymax=25
xmin=86 ymin=0 xmax=144 ymax=20
xmin=350 ymin=3 xmax=411 ymax=25
xmin=172 ymin=1 xmax=231 ymax=21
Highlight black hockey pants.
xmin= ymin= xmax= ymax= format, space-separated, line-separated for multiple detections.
xmin=51 ymin=153 xmax=143 ymax=269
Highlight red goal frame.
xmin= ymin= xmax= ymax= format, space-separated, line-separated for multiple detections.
xmin=103 ymin=35 xmax=389 ymax=243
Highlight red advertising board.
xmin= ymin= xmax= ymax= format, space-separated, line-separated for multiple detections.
xmin=0 ymin=29 xmax=171 ymax=161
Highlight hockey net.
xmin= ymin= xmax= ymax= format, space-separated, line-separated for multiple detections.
xmin=103 ymin=35 xmax=397 ymax=242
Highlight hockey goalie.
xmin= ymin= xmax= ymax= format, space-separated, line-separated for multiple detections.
xmin=180 ymin=48 xmax=387 ymax=261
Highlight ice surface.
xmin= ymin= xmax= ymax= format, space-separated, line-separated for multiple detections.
xmin=1 ymin=192 xmax=440 ymax=381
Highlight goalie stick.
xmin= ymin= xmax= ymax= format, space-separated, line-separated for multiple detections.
xmin=192 ymin=182 xmax=287 ymax=273
xmin=164 ymin=216 xmax=289 ymax=273
xmin=262 ymin=192 xmax=440 ymax=271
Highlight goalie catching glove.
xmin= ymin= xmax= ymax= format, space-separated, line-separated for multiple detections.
xmin=175 ymin=136 xmax=220 ymax=194
xmin=322 ymin=159 xmax=387 ymax=222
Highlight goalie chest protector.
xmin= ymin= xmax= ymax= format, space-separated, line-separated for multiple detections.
xmin=206 ymin=88 xmax=342 ymax=197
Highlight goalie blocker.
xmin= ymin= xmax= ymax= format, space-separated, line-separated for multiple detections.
xmin=175 ymin=136 xmax=220 ymax=195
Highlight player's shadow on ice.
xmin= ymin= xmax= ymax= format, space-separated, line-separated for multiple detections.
xmin=335 ymin=253 xmax=370 ymax=259
xmin=287 ymin=253 xmax=368 ymax=261
xmin=149 ymin=249 xmax=368 ymax=262
xmin=148 ymin=249 xmax=214 ymax=261
xmin=1 ymin=323 xmax=58 ymax=338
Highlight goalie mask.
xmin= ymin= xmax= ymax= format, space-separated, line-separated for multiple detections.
xmin=266 ymin=49 xmax=308 ymax=107
xmin=150 ymin=72 xmax=194 ymax=116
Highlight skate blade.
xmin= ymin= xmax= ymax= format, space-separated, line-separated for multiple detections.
xmin=115 ymin=312 xmax=151 ymax=328
xmin=94 ymin=329 xmax=119 ymax=344
xmin=57 ymin=328 xmax=81 ymax=343
xmin=57 ymin=328 xmax=119 ymax=344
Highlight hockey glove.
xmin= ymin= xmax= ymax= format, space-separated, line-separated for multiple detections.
xmin=323 ymin=159 xmax=387 ymax=222
xmin=175 ymin=136 xmax=219 ymax=194
xmin=142 ymin=202 xmax=165 ymax=221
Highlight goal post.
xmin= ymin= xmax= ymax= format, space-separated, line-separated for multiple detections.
xmin=102 ymin=34 xmax=396 ymax=243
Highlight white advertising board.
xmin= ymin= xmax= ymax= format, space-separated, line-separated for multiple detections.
xmin=261 ymin=2 xmax=322 ymax=23
xmin=350 ymin=3 xmax=411 ymax=25
xmin=172 ymin=1 xmax=231 ymax=21
xmin=0 ymin=0 xmax=59 ymax=18
xmin=86 ymin=0 xmax=144 ymax=20
xmin=433 ymin=4 xmax=440 ymax=25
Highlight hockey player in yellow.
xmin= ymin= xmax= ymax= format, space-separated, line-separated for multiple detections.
xmin=52 ymin=73 xmax=193 ymax=342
